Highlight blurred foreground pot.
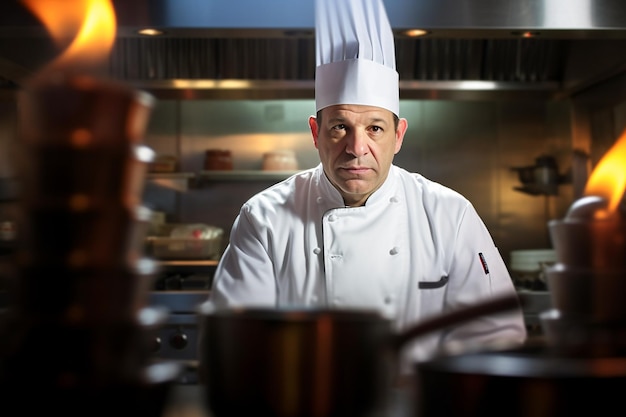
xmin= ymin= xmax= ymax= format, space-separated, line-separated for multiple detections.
xmin=197 ymin=295 xmax=521 ymax=417
xmin=414 ymin=345 xmax=626 ymax=417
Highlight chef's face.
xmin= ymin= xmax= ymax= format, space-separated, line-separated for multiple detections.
xmin=309 ymin=104 xmax=408 ymax=207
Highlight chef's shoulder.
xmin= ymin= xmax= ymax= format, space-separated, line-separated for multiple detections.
xmin=394 ymin=166 xmax=472 ymax=214
xmin=239 ymin=168 xmax=317 ymax=219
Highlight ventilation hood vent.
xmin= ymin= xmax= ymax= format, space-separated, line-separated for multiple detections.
xmin=109 ymin=37 xmax=564 ymax=83
xmin=2 ymin=0 xmax=626 ymax=100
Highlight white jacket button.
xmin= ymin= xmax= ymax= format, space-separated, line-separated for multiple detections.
xmin=328 ymin=214 xmax=337 ymax=222
xmin=389 ymin=247 xmax=399 ymax=255
xmin=313 ymin=247 xmax=321 ymax=255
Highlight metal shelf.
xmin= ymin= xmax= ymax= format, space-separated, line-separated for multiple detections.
xmin=158 ymin=259 xmax=218 ymax=267
xmin=157 ymin=259 xmax=219 ymax=274
xmin=147 ymin=172 xmax=196 ymax=192
xmin=198 ymin=170 xmax=300 ymax=182
xmin=148 ymin=170 xmax=301 ymax=190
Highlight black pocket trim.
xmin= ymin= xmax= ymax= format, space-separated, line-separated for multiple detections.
xmin=418 ymin=276 xmax=449 ymax=289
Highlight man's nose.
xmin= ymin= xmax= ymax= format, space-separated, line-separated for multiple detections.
xmin=345 ymin=129 xmax=369 ymax=157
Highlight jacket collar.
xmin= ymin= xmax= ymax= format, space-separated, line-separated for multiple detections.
xmin=315 ymin=163 xmax=398 ymax=208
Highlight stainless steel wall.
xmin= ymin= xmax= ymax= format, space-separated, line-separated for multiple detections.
xmin=3 ymin=88 xmax=624 ymax=268
xmin=143 ymin=98 xmax=575 ymax=266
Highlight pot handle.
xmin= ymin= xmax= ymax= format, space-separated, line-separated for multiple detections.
xmin=391 ymin=293 xmax=523 ymax=351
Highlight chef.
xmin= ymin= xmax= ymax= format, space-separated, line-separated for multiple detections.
xmin=209 ymin=0 xmax=527 ymax=369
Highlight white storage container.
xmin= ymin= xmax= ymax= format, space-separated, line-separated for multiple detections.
xmin=148 ymin=223 xmax=224 ymax=260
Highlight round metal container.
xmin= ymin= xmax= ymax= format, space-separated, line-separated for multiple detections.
xmin=198 ymin=305 xmax=394 ymax=417
xmin=414 ymin=346 xmax=626 ymax=417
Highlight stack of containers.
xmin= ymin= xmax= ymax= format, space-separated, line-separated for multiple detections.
xmin=542 ymin=196 xmax=626 ymax=355
xmin=509 ymin=249 xmax=557 ymax=290
xmin=0 ymin=75 xmax=179 ymax=415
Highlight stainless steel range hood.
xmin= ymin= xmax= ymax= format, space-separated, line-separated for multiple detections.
xmin=1 ymin=0 xmax=626 ymax=101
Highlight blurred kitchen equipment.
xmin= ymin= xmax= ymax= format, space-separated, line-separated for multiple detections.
xmin=262 ymin=149 xmax=299 ymax=171
xmin=509 ymin=248 xmax=556 ymax=290
xmin=148 ymin=210 xmax=166 ymax=235
xmin=0 ymin=46 xmax=180 ymax=416
xmin=414 ymin=344 xmax=626 ymax=417
xmin=204 ymin=149 xmax=233 ymax=171
xmin=0 ymin=220 xmax=16 ymax=242
xmin=148 ymin=154 xmax=178 ymax=173
xmin=540 ymin=195 xmax=626 ymax=356
xmin=511 ymin=155 xmax=566 ymax=196
xmin=149 ymin=290 xmax=209 ymax=384
xmin=197 ymin=294 xmax=521 ymax=417
xmin=414 ymin=162 xmax=626 ymax=417
xmin=147 ymin=223 xmax=224 ymax=260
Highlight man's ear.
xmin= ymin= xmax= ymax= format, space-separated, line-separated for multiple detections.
xmin=308 ymin=115 xmax=319 ymax=149
xmin=395 ymin=118 xmax=408 ymax=154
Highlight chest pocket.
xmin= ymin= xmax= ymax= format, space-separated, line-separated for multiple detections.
xmin=418 ymin=275 xmax=449 ymax=289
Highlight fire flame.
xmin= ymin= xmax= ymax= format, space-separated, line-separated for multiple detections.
xmin=584 ymin=127 xmax=626 ymax=215
xmin=21 ymin=0 xmax=116 ymax=70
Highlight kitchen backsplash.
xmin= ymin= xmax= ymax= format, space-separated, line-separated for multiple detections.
xmin=142 ymin=98 xmax=575 ymax=262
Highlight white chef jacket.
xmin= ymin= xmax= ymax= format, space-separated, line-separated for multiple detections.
xmin=210 ymin=164 xmax=527 ymax=368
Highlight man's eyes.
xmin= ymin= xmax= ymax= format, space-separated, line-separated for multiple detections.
xmin=331 ymin=124 xmax=383 ymax=132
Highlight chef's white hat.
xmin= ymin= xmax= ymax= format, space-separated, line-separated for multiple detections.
xmin=315 ymin=0 xmax=399 ymax=116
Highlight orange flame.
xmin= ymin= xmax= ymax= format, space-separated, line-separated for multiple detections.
xmin=21 ymin=0 xmax=116 ymax=70
xmin=584 ymin=127 xmax=626 ymax=214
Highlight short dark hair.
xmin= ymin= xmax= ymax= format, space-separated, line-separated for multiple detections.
xmin=316 ymin=110 xmax=400 ymax=130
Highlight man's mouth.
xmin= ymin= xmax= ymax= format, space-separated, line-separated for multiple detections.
xmin=340 ymin=166 xmax=371 ymax=174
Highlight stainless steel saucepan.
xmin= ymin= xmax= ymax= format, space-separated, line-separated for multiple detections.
xmin=197 ymin=294 xmax=521 ymax=417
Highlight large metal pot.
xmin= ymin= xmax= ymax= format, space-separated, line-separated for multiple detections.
xmin=413 ymin=344 xmax=626 ymax=417
xmin=197 ymin=295 xmax=520 ymax=417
